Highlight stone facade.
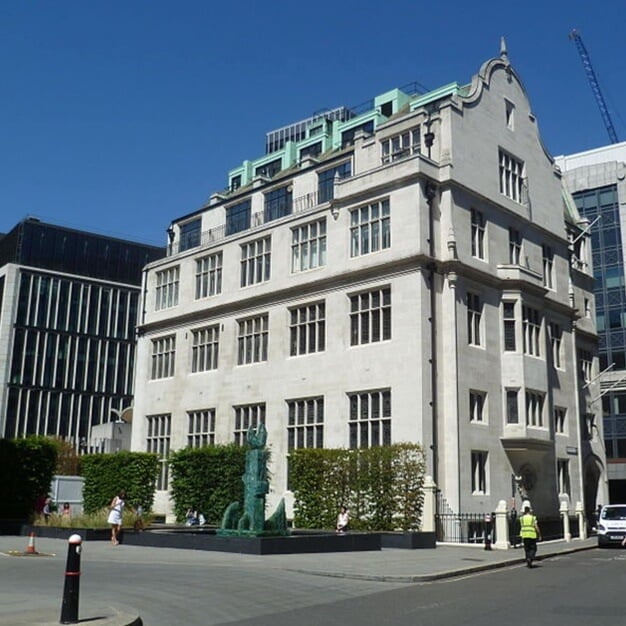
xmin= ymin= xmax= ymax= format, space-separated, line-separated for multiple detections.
xmin=132 ymin=48 xmax=607 ymax=523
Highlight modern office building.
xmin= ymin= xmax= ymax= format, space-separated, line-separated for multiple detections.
xmin=0 ymin=218 xmax=164 ymax=448
xmin=557 ymin=143 xmax=626 ymax=502
xmin=133 ymin=43 xmax=607 ymax=524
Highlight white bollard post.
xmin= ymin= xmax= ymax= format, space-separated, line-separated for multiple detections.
xmin=575 ymin=501 xmax=587 ymax=539
xmin=421 ymin=475 xmax=437 ymax=533
xmin=494 ymin=500 xmax=509 ymax=550
xmin=560 ymin=500 xmax=571 ymax=542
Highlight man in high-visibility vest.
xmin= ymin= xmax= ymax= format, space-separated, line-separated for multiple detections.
xmin=519 ymin=505 xmax=542 ymax=568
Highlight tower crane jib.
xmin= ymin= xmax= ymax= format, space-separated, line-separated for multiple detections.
xmin=569 ymin=29 xmax=619 ymax=144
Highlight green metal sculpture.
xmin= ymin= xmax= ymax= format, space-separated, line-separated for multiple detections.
xmin=218 ymin=423 xmax=288 ymax=537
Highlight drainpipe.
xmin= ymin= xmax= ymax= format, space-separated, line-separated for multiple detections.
xmin=570 ymin=308 xmax=586 ymax=522
xmin=425 ymin=180 xmax=438 ymax=486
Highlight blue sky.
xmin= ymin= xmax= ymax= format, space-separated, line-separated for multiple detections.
xmin=1 ymin=1 xmax=625 ymax=246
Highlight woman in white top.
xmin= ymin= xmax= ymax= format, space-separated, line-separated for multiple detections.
xmin=336 ymin=506 xmax=349 ymax=533
xmin=107 ymin=490 xmax=126 ymax=545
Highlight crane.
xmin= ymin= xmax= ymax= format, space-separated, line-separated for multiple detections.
xmin=569 ymin=29 xmax=619 ymax=144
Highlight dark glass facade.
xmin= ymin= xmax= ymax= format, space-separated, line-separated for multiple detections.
xmin=0 ymin=219 xmax=164 ymax=284
xmin=575 ymin=185 xmax=626 ymax=458
xmin=4 ymin=270 xmax=140 ymax=441
xmin=0 ymin=219 xmax=164 ymax=444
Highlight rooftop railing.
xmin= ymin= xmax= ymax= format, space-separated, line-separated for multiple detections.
xmin=169 ymin=190 xmax=326 ymax=256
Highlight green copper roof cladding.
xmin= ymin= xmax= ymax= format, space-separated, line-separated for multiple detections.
xmin=226 ymin=81 xmax=460 ymax=192
xmin=409 ymin=82 xmax=460 ymax=111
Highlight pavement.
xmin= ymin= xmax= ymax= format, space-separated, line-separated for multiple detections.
xmin=0 ymin=534 xmax=598 ymax=625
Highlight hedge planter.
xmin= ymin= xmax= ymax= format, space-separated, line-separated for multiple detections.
xmin=380 ymin=531 xmax=436 ymax=549
xmin=22 ymin=524 xmax=112 ymax=542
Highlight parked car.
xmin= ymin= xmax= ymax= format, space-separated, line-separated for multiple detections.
xmin=597 ymin=505 xmax=626 ymax=547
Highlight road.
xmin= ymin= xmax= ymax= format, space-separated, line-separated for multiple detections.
xmin=0 ymin=537 xmax=621 ymax=625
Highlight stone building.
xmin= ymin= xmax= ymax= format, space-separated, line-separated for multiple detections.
xmin=0 ymin=218 xmax=164 ymax=448
xmin=132 ymin=44 xmax=607 ymax=522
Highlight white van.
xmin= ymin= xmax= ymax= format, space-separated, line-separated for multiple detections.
xmin=597 ymin=505 xmax=626 ymax=547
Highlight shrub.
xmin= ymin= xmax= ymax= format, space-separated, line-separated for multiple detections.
xmin=290 ymin=443 xmax=426 ymax=531
xmin=33 ymin=508 xmax=153 ymax=529
xmin=0 ymin=437 xmax=58 ymax=519
xmin=169 ymin=444 xmax=246 ymax=524
xmin=81 ymin=452 xmax=159 ymax=514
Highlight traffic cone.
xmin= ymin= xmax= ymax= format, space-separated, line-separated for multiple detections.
xmin=25 ymin=532 xmax=37 ymax=554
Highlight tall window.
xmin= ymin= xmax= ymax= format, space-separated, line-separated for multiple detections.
xmin=505 ymin=99 xmax=515 ymax=130
xmin=287 ymin=397 xmax=324 ymax=450
xmin=241 ymin=237 xmax=271 ymax=287
xmin=234 ymin=404 xmax=265 ymax=445
xmin=557 ymin=459 xmax=571 ymax=496
xmin=350 ymin=199 xmax=390 ymax=257
xmin=179 ymin=219 xmax=201 ymax=252
xmin=318 ymin=161 xmax=351 ymax=203
xmin=350 ymin=287 xmax=391 ymax=345
xmin=554 ymin=406 xmax=567 ymax=434
xmin=506 ymin=389 xmax=519 ymax=424
xmin=471 ymin=209 xmax=485 ymax=259
xmin=542 ymin=244 xmax=554 ymax=289
xmin=467 ymin=292 xmax=482 ymax=346
xmin=470 ymin=390 xmax=487 ymax=423
xmin=549 ymin=322 xmax=562 ymax=368
xmin=230 ymin=175 xmax=241 ymax=192
xmin=341 ymin=120 xmax=374 ymax=148
xmin=381 ymin=127 xmax=420 ymax=164
xmin=187 ymin=409 xmax=215 ymax=448
xmin=503 ymin=302 xmax=516 ymax=351
xmin=348 ymin=389 xmax=391 ymax=448
xmin=226 ymin=199 xmax=251 ymax=236
xmin=299 ymin=142 xmax=322 ymax=160
xmin=499 ymin=149 xmax=524 ymax=203
xmin=526 ymin=390 xmax=544 ymax=427
xmin=509 ymin=227 xmax=522 ymax=264
xmin=291 ymin=219 xmax=327 ymax=272
xmin=151 ymin=335 xmax=176 ymax=380
xmin=155 ymin=266 xmax=179 ymax=311
xmin=237 ymin=314 xmax=269 ymax=365
xmin=255 ymin=158 xmax=282 ymax=178
xmin=264 ymin=186 xmax=293 ymax=222
xmin=290 ymin=302 xmax=325 ymax=356
xmin=146 ymin=414 xmax=171 ymax=490
xmin=191 ymin=325 xmax=219 ymax=372
xmin=522 ymin=306 xmax=541 ymax=356
xmin=471 ymin=451 xmax=488 ymax=494
xmin=195 ymin=252 xmax=222 ymax=299
xmin=579 ymin=349 xmax=593 ymax=382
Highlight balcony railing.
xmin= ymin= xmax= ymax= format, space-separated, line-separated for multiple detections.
xmin=168 ymin=190 xmax=327 ymax=256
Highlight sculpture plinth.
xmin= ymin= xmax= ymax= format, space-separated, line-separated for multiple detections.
xmin=217 ymin=423 xmax=288 ymax=537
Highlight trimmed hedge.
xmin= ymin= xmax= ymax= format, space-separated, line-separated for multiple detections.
xmin=81 ymin=452 xmax=159 ymax=513
xmin=290 ymin=443 xmax=426 ymax=531
xmin=169 ymin=444 xmax=246 ymax=524
xmin=0 ymin=437 xmax=58 ymax=519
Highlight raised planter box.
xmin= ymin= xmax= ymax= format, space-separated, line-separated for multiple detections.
xmin=123 ymin=528 xmax=381 ymax=555
xmin=0 ymin=519 xmax=26 ymax=535
xmin=21 ymin=524 xmax=434 ymax=553
xmin=21 ymin=524 xmax=111 ymax=541
xmin=380 ymin=531 xmax=436 ymax=549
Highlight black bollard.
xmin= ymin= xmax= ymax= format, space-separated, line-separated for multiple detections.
xmin=60 ymin=533 xmax=82 ymax=624
xmin=484 ymin=513 xmax=493 ymax=550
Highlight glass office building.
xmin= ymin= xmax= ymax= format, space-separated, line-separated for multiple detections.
xmin=558 ymin=144 xmax=626 ymax=501
xmin=0 ymin=219 xmax=164 ymax=447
